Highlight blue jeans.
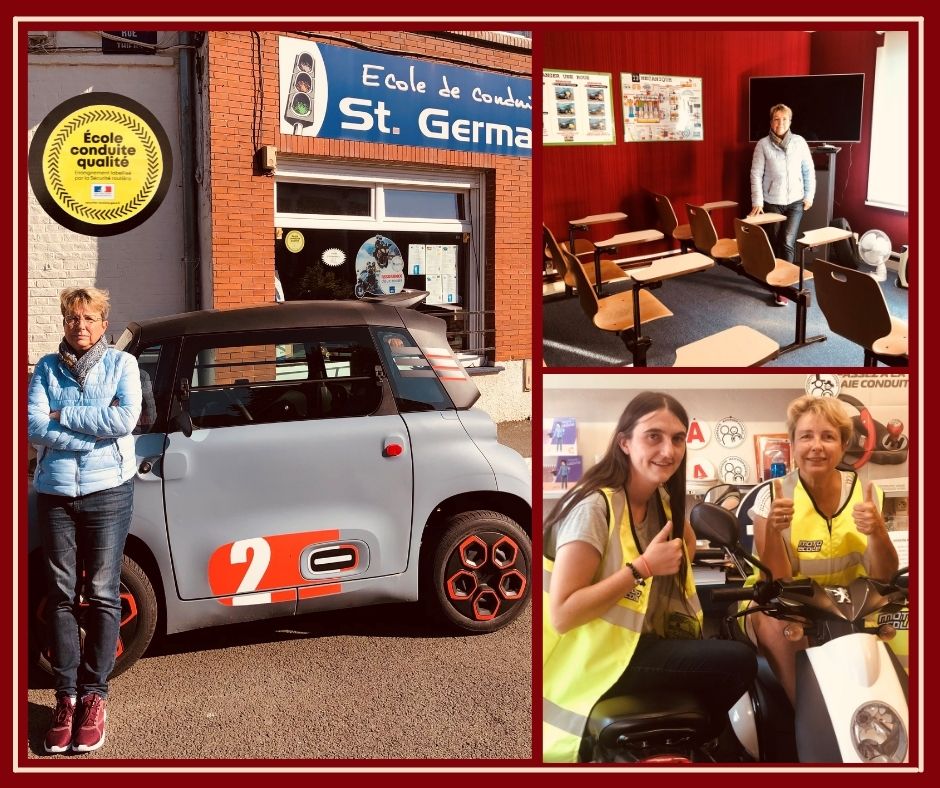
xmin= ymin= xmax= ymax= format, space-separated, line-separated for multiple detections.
xmin=602 ymin=634 xmax=757 ymax=736
xmin=764 ymin=199 xmax=805 ymax=263
xmin=37 ymin=479 xmax=134 ymax=698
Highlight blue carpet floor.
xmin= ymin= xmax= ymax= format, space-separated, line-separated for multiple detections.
xmin=542 ymin=262 xmax=909 ymax=368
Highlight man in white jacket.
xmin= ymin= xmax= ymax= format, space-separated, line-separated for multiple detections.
xmin=749 ymin=104 xmax=816 ymax=267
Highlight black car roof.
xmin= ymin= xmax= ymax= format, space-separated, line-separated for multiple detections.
xmin=127 ymin=300 xmax=437 ymax=344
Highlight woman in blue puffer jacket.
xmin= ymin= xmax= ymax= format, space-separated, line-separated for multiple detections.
xmin=27 ymin=287 xmax=141 ymax=755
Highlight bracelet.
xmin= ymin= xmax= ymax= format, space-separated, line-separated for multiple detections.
xmin=636 ymin=555 xmax=651 ymax=579
xmin=626 ymin=562 xmax=646 ymax=587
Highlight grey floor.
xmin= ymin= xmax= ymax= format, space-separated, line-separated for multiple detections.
xmin=543 ymin=262 xmax=910 ymax=368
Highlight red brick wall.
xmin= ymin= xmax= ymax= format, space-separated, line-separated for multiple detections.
xmin=205 ymin=30 xmax=531 ymax=362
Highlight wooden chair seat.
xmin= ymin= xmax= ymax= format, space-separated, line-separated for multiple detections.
xmin=711 ymin=237 xmax=739 ymax=259
xmin=573 ymin=258 xmax=628 ymax=289
xmin=766 ymin=258 xmax=813 ymax=288
xmin=673 ymin=325 xmax=779 ymax=367
xmin=544 ymin=224 xmax=627 ymax=295
xmin=593 ymin=288 xmax=673 ymax=333
xmin=872 ymin=316 xmax=908 ymax=357
xmin=674 ymin=223 xmax=692 ymax=243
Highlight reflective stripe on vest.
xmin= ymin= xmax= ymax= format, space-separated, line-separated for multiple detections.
xmin=542 ymin=486 xmax=701 ymax=762
xmin=780 ymin=470 xmax=875 ymax=587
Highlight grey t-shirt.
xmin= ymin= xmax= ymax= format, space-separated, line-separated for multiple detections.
xmin=549 ymin=489 xmax=674 ymax=634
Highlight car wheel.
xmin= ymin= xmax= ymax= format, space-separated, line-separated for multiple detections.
xmin=426 ymin=510 xmax=531 ymax=633
xmin=31 ymin=554 xmax=158 ymax=679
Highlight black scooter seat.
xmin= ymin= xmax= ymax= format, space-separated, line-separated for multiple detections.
xmin=588 ymin=691 xmax=711 ymax=747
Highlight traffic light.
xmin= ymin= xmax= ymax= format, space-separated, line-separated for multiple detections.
xmin=284 ymin=50 xmax=315 ymax=133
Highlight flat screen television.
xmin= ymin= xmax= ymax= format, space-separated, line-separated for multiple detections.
xmin=748 ymin=73 xmax=865 ymax=144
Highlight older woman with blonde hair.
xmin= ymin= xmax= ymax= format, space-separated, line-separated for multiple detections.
xmin=746 ymin=394 xmax=899 ymax=703
xmin=28 ymin=287 xmax=141 ymax=754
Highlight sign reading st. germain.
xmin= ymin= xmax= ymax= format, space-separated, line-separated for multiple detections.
xmin=279 ymin=37 xmax=531 ymax=157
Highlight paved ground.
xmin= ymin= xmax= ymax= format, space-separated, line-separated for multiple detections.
xmin=23 ymin=418 xmax=535 ymax=763
xmin=497 ymin=419 xmax=532 ymax=458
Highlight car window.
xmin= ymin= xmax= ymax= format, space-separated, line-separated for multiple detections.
xmin=186 ymin=328 xmax=382 ymax=429
xmin=375 ymin=329 xmax=452 ymax=411
xmin=133 ymin=344 xmax=167 ymax=434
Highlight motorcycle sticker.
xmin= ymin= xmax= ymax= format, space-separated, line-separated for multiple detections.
xmin=355 ymin=234 xmax=405 ymax=298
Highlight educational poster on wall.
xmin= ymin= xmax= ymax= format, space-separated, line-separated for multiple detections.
xmin=620 ymin=73 xmax=703 ymax=142
xmin=542 ymin=70 xmax=616 ymax=146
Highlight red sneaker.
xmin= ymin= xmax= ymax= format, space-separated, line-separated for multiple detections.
xmin=43 ymin=695 xmax=76 ymax=754
xmin=72 ymin=694 xmax=107 ymax=753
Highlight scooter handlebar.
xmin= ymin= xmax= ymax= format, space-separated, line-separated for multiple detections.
xmin=709 ymin=586 xmax=756 ymax=603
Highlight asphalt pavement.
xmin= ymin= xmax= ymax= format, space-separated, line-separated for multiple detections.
xmin=24 ymin=418 xmax=535 ymax=763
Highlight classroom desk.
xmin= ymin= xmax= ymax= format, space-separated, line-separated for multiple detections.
xmin=673 ymin=325 xmax=780 ymax=367
xmin=701 ymin=200 xmax=738 ymax=212
xmin=568 ymin=212 xmax=628 ymax=257
xmin=593 ymin=229 xmax=665 ymax=295
xmin=623 ymin=251 xmax=714 ymax=366
xmin=741 ymin=212 xmax=787 ymax=226
xmin=774 ymin=225 xmax=854 ymax=355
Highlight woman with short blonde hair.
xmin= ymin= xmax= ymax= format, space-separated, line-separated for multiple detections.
xmin=28 ymin=286 xmax=141 ymax=754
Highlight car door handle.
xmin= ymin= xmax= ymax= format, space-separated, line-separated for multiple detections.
xmin=383 ymin=435 xmax=407 ymax=457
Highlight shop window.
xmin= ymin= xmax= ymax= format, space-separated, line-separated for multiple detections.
xmin=185 ymin=328 xmax=381 ymax=429
xmin=274 ymin=164 xmax=485 ymax=364
xmin=384 ymin=189 xmax=465 ymax=220
xmin=277 ymin=182 xmax=371 ymax=216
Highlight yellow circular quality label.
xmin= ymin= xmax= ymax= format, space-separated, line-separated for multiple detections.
xmin=285 ymin=230 xmax=305 ymax=253
xmin=29 ymin=93 xmax=172 ymax=237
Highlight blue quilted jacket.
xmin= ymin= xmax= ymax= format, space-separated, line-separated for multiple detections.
xmin=28 ymin=348 xmax=142 ymax=497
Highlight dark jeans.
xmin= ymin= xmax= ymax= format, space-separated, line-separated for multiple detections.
xmin=764 ymin=199 xmax=805 ymax=263
xmin=602 ymin=634 xmax=757 ymax=735
xmin=38 ymin=479 xmax=134 ymax=699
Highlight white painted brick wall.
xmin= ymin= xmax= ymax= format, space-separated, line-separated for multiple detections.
xmin=27 ymin=43 xmax=187 ymax=368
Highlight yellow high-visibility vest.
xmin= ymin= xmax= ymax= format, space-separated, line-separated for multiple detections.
xmin=542 ymin=486 xmax=702 ymax=762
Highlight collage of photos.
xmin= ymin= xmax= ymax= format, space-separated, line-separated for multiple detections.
xmin=18 ymin=17 xmax=920 ymax=777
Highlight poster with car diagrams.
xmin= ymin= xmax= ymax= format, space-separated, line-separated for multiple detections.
xmin=543 ymin=70 xmax=616 ymax=145
xmin=621 ymin=73 xmax=703 ymax=142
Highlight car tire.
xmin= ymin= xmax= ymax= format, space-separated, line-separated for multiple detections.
xmin=425 ymin=510 xmax=531 ymax=633
xmin=31 ymin=554 xmax=158 ymax=680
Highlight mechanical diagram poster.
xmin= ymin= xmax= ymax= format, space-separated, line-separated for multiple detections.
xmin=542 ymin=70 xmax=616 ymax=146
xmin=620 ymin=73 xmax=703 ymax=142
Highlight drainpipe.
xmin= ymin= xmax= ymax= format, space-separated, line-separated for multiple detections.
xmin=178 ymin=31 xmax=201 ymax=311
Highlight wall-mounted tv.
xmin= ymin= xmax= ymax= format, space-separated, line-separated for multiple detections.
xmin=748 ymin=73 xmax=865 ymax=144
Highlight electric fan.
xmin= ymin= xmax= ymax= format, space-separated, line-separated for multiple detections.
xmin=857 ymin=229 xmax=892 ymax=282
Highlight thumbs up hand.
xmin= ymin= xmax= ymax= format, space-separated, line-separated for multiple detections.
xmin=853 ymin=482 xmax=886 ymax=536
xmin=641 ymin=522 xmax=683 ymax=576
xmin=768 ymin=478 xmax=795 ymax=534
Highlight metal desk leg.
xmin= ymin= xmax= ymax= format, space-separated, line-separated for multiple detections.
xmin=620 ymin=283 xmax=651 ymax=367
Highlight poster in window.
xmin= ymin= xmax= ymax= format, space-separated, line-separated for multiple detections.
xmin=620 ymin=73 xmax=703 ymax=142
xmin=543 ymin=70 xmax=616 ymax=146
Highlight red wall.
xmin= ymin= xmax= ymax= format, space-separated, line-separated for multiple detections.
xmin=542 ymin=30 xmax=810 ymax=246
xmin=811 ymin=31 xmax=911 ymax=248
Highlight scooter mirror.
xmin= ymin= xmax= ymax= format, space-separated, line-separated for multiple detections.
xmin=689 ymin=502 xmax=741 ymax=549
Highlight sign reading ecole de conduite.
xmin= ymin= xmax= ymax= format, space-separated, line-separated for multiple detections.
xmin=28 ymin=92 xmax=172 ymax=237
xmin=278 ymin=37 xmax=531 ymax=157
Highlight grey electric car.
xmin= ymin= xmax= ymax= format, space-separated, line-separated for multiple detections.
xmin=28 ymin=294 xmax=532 ymax=676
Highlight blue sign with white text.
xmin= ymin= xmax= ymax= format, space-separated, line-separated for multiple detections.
xmin=280 ymin=38 xmax=532 ymax=157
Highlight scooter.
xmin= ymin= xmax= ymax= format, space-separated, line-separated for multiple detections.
xmin=581 ymin=690 xmax=726 ymax=763
xmin=689 ymin=501 xmax=910 ymax=764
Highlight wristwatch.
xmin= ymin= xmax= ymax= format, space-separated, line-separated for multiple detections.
xmin=626 ymin=562 xmax=646 ymax=587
